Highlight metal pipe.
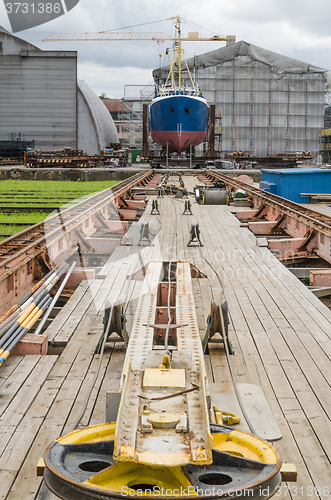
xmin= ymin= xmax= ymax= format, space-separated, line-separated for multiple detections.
xmin=0 ymin=297 xmax=52 ymax=366
xmin=0 ymin=268 xmax=55 ymax=327
xmin=0 ymin=294 xmax=51 ymax=354
xmin=0 ymin=263 xmax=67 ymax=334
xmin=0 ymin=264 xmax=68 ymax=339
xmin=34 ymin=261 xmax=76 ymax=335
xmin=0 ymin=289 xmax=48 ymax=348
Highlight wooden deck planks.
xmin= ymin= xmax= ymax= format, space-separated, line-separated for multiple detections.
xmin=0 ymin=175 xmax=330 ymax=499
xmin=186 ymin=199 xmax=331 ymax=499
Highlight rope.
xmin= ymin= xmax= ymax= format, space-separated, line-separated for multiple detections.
xmin=138 ymin=384 xmax=199 ymax=401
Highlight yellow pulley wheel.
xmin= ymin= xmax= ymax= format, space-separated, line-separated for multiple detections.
xmin=43 ymin=423 xmax=281 ymax=499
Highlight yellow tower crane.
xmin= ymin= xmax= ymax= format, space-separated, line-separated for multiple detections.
xmin=42 ymin=15 xmax=236 ymax=44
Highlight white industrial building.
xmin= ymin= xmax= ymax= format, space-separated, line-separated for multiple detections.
xmin=0 ymin=26 xmax=118 ymax=154
xmin=154 ymin=41 xmax=327 ymax=161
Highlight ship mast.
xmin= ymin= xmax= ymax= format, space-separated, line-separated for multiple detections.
xmin=176 ymin=15 xmax=182 ymax=91
xmin=160 ymin=15 xmax=201 ymax=97
xmin=167 ymin=15 xmax=197 ymax=95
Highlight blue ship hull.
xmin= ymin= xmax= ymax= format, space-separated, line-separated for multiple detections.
xmin=150 ymin=94 xmax=208 ymax=153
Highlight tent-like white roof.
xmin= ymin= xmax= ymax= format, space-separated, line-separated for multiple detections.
xmin=153 ymin=40 xmax=328 ymax=80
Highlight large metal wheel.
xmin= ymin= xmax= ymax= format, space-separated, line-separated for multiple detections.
xmin=44 ymin=424 xmax=281 ymax=500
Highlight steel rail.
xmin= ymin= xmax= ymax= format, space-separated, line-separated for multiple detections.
xmin=0 ymin=170 xmax=154 ymax=275
xmin=204 ymin=170 xmax=331 ymax=236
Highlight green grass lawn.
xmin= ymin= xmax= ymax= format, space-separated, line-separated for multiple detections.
xmin=0 ymin=212 xmax=50 ymax=224
xmin=0 ymin=180 xmax=118 ymax=198
xmin=0 ymin=180 xmax=119 ymax=241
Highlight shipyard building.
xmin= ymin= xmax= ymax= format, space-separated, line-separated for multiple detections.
xmin=0 ymin=26 xmax=118 ymax=155
xmin=154 ymin=41 xmax=328 ymax=161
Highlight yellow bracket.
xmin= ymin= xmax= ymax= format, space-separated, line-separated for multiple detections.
xmin=213 ymin=404 xmax=241 ymax=425
xmin=159 ymin=354 xmax=171 ymax=369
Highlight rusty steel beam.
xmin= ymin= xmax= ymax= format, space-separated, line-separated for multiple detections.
xmin=202 ymin=170 xmax=331 ymax=265
xmin=0 ymin=170 xmax=155 ymax=306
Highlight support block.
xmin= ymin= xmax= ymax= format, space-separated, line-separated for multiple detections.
xmin=11 ymin=333 xmax=48 ymax=356
xmin=248 ymin=221 xmax=280 ymax=234
xmin=237 ymin=209 xmax=260 ymax=219
xmin=86 ymin=237 xmax=121 ymax=254
xmin=256 ymin=238 xmax=269 ymax=248
xmin=237 ymin=174 xmax=254 ymax=185
xmin=125 ymin=199 xmax=145 ymax=209
xmin=310 ymin=269 xmax=331 ymax=287
xmin=268 ymin=238 xmax=306 ymax=257
xmin=234 ymin=199 xmax=252 ymax=207
xmin=66 ymin=268 xmax=96 ymax=286
xmin=36 ymin=458 xmax=45 ymax=477
xmin=132 ymin=195 xmax=145 ymax=200
xmin=103 ymin=220 xmax=128 ymax=234
xmin=118 ymin=208 xmax=138 ymax=220
xmin=280 ymin=463 xmax=297 ymax=482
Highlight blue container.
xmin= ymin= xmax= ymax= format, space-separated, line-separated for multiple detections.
xmin=261 ymin=168 xmax=331 ymax=203
xmin=260 ymin=181 xmax=276 ymax=194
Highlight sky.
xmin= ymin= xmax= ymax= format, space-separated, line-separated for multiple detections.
xmin=1 ymin=0 xmax=331 ymax=98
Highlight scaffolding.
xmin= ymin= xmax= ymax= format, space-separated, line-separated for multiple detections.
xmin=114 ymin=85 xmax=155 ymax=149
xmin=154 ymin=41 xmax=327 ymax=161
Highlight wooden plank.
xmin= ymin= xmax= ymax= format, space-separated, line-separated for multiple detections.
xmin=0 ymin=355 xmax=24 ymax=389
xmin=45 ymin=280 xmax=92 ymax=343
xmin=1 ymin=315 xmax=117 ymax=499
xmin=0 ymin=356 xmax=44 ymax=418
xmin=50 ymin=280 xmax=103 ymax=346
xmin=89 ymin=346 xmax=126 ymax=426
xmin=2 ymin=177 xmax=331 ymax=500
xmin=190 ymin=203 xmax=330 ymax=497
xmin=0 ymin=355 xmax=58 ymax=427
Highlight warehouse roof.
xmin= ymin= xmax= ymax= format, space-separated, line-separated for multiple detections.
xmin=153 ymin=40 xmax=328 ymax=80
xmin=0 ymin=25 xmax=11 ymax=34
xmin=0 ymin=24 xmax=41 ymax=54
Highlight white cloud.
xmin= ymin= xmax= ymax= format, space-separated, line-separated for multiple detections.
xmin=77 ymin=62 xmax=154 ymax=98
xmin=1 ymin=0 xmax=330 ymax=97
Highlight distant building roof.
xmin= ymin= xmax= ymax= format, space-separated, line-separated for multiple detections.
xmin=102 ymin=99 xmax=121 ymax=113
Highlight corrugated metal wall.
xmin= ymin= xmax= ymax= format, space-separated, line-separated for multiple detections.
xmin=261 ymin=168 xmax=331 ymax=203
xmin=0 ymin=50 xmax=77 ymax=150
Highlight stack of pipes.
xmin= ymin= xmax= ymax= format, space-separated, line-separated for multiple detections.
xmin=0 ymin=261 xmax=76 ymax=366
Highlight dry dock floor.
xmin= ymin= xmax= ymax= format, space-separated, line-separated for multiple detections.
xmin=0 ymin=175 xmax=330 ymax=499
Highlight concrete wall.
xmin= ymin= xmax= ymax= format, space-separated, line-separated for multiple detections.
xmin=0 ymin=167 xmax=262 ymax=182
xmin=0 ymin=167 xmax=142 ymax=182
